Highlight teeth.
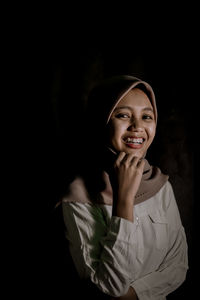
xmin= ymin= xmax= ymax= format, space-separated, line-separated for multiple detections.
xmin=126 ymin=137 xmax=143 ymax=144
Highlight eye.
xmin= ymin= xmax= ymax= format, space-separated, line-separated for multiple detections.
xmin=116 ymin=113 xmax=130 ymax=119
xmin=142 ymin=114 xmax=153 ymax=120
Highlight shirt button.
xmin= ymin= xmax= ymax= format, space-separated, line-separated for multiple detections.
xmin=136 ymin=216 xmax=139 ymax=225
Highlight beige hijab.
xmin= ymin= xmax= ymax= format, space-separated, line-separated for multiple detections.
xmin=62 ymin=75 xmax=168 ymax=206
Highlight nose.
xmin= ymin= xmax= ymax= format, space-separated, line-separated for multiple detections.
xmin=128 ymin=118 xmax=143 ymax=132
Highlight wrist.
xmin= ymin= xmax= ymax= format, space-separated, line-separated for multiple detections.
xmin=112 ymin=200 xmax=134 ymax=222
xmin=114 ymin=191 xmax=135 ymax=205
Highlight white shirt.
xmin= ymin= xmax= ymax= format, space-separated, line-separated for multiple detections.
xmin=62 ymin=181 xmax=188 ymax=300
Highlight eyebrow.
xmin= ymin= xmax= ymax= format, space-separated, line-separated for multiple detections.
xmin=114 ymin=106 xmax=154 ymax=112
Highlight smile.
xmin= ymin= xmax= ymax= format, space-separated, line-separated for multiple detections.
xmin=123 ymin=136 xmax=145 ymax=149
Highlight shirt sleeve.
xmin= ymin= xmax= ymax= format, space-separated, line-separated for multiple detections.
xmin=131 ymin=183 xmax=188 ymax=300
xmin=62 ymin=202 xmax=138 ymax=297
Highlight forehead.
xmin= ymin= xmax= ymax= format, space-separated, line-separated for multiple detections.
xmin=117 ymin=88 xmax=153 ymax=108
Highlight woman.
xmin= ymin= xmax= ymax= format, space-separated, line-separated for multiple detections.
xmin=61 ymin=75 xmax=188 ymax=299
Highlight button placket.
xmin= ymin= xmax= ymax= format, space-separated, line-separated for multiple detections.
xmin=135 ymin=215 xmax=139 ymax=226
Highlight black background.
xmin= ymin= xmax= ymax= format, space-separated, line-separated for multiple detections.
xmin=9 ymin=4 xmax=198 ymax=299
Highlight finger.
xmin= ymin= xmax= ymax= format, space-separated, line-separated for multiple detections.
xmin=130 ymin=155 xmax=140 ymax=166
xmin=125 ymin=153 xmax=142 ymax=164
xmin=115 ymin=151 xmax=126 ymax=166
xmin=137 ymin=158 xmax=146 ymax=171
xmin=119 ymin=152 xmax=136 ymax=165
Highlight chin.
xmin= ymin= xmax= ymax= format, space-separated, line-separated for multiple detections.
xmin=123 ymin=147 xmax=146 ymax=156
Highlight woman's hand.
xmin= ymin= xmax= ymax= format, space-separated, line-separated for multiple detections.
xmin=110 ymin=152 xmax=145 ymax=222
xmin=112 ymin=152 xmax=145 ymax=202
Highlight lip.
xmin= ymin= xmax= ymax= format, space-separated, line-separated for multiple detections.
xmin=125 ymin=143 xmax=144 ymax=149
xmin=122 ymin=136 xmax=146 ymax=149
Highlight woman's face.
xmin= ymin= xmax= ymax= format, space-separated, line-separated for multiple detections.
xmin=107 ymin=88 xmax=156 ymax=158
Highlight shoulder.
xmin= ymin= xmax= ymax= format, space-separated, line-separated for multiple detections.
xmin=62 ymin=176 xmax=92 ymax=204
xmin=158 ymin=180 xmax=174 ymax=198
xmin=135 ymin=181 xmax=179 ymax=226
xmin=152 ymin=180 xmax=176 ymax=212
xmin=61 ymin=177 xmax=103 ymax=219
xmin=137 ymin=180 xmax=175 ymax=212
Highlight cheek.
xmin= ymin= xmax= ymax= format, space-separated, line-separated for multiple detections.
xmin=147 ymin=124 xmax=156 ymax=141
xmin=109 ymin=122 xmax=125 ymax=138
xmin=107 ymin=123 xmax=125 ymax=147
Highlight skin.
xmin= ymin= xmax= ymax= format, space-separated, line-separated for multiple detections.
xmin=108 ymin=88 xmax=156 ymax=158
xmin=107 ymin=88 xmax=156 ymax=300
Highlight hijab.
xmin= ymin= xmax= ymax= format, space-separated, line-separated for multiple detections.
xmin=62 ymin=75 xmax=168 ymax=206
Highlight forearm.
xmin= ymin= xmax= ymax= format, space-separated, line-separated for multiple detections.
xmin=110 ymin=286 xmax=138 ymax=300
xmin=110 ymin=153 xmax=145 ymax=223
xmin=112 ymin=194 xmax=134 ymax=222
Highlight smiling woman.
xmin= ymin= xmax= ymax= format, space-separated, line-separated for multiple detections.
xmin=61 ymin=75 xmax=188 ymax=299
